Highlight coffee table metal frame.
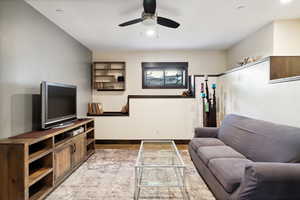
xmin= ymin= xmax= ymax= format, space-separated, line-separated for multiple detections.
xmin=134 ymin=140 xmax=189 ymax=200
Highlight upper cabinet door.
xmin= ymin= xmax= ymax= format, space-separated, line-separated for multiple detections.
xmin=72 ymin=134 xmax=86 ymax=166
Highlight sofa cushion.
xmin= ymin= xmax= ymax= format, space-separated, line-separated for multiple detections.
xmin=218 ymin=114 xmax=300 ymax=163
xmin=197 ymin=146 xmax=246 ymax=165
xmin=190 ymin=138 xmax=225 ymax=152
xmin=208 ymin=158 xmax=252 ymax=193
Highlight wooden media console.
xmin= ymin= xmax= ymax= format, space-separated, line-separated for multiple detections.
xmin=0 ymin=118 xmax=95 ymax=200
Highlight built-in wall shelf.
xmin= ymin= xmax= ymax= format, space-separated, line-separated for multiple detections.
xmin=95 ymin=68 xmax=124 ymax=71
xmin=92 ymin=62 xmax=126 ymax=91
xmin=269 ymin=56 xmax=300 ymax=84
xmin=87 ymin=112 xmax=129 ymax=117
xmin=96 ymin=89 xmax=125 ymax=91
xmin=86 ymin=95 xmax=195 ymax=117
xmin=224 ymin=56 xmax=300 ymax=84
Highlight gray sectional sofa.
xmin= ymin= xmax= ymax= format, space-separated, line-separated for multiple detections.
xmin=189 ymin=114 xmax=300 ymax=200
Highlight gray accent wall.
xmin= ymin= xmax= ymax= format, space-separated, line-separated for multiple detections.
xmin=0 ymin=0 xmax=92 ymax=138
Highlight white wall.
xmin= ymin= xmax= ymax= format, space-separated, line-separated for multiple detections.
xmin=226 ymin=23 xmax=274 ymax=68
xmin=92 ymin=50 xmax=225 ymax=140
xmin=93 ymin=76 xmax=219 ymax=140
xmin=92 ymin=50 xmax=226 ymax=111
xmin=218 ymin=59 xmax=300 ymax=127
xmin=94 ymin=98 xmax=197 ymax=140
xmin=227 ymin=19 xmax=300 ymax=68
xmin=213 ymin=19 xmax=300 ymax=128
xmin=0 ymin=0 xmax=92 ymax=138
xmin=273 ymin=19 xmax=300 ymax=56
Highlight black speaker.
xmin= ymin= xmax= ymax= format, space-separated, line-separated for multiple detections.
xmin=117 ymin=76 xmax=125 ymax=82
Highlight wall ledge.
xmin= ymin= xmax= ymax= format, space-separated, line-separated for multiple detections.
xmin=128 ymin=95 xmax=195 ymax=99
xmin=88 ymin=95 xmax=195 ymax=117
xmin=223 ymin=56 xmax=271 ymax=75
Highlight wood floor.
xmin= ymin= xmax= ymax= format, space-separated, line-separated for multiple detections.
xmin=95 ymin=144 xmax=188 ymax=150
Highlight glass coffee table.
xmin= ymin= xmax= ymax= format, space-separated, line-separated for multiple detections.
xmin=134 ymin=140 xmax=189 ymax=200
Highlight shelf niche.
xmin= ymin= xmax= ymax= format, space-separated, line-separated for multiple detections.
xmin=29 ymin=138 xmax=53 ymax=162
xmin=29 ymin=172 xmax=53 ymax=200
xmin=270 ymin=56 xmax=300 ymax=83
xmin=29 ymin=153 xmax=53 ymax=186
xmin=92 ymin=62 xmax=126 ymax=91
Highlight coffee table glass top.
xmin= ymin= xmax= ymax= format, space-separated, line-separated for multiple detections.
xmin=135 ymin=140 xmax=185 ymax=167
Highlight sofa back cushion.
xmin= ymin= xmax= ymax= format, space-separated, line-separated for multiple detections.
xmin=218 ymin=114 xmax=300 ymax=163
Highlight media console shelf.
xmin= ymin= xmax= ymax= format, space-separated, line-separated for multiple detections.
xmin=0 ymin=118 xmax=95 ymax=200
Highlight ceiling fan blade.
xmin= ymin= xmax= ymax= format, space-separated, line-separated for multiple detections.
xmin=157 ymin=16 xmax=180 ymax=28
xmin=143 ymin=0 xmax=156 ymax=14
xmin=119 ymin=18 xmax=143 ymax=27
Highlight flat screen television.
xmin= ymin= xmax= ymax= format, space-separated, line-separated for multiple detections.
xmin=41 ymin=81 xmax=77 ymax=129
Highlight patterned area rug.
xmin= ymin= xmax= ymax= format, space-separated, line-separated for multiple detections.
xmin=46 ymin=149 xmax=215 ymax=200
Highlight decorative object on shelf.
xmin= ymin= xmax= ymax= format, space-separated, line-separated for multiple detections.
xmin=92 ymin=62 xmax=126 ymax=91
xmin=237 ymin=56 xmax=262 ymax=67
xmin=182 ymin=90 xmax=192 ymax=96
xmin=121 ymin=103 xmax=129 ymax=114
xmin=182 ymin=75 xmax=195 ymax=97
xmin=88 ymin=103 xmax=103 ymax=115
xmin=200 ymin=75 xmax=217 ymax=127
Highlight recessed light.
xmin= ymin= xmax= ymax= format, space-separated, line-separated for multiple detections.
xmin=56 ymin=9 xmax=64 ymax=13
xmin=235 ymin=0 xmax=246 ymax=10
xmin=236 ymin=5 xmax=246 ymax=10
xmin=280 ymin=0 xmax=293 ymax=4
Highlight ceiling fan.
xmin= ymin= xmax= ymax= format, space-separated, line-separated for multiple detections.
xmin=119 ymin=0 xmax=180 ymax=29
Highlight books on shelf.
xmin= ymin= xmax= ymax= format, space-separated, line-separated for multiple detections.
xmin=88 ymin=103 xmax=103 ymax=115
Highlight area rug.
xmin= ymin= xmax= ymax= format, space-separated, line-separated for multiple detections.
xmin=46 ymin=149 xmax=215 ymax=200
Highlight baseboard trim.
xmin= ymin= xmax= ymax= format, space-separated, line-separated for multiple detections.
xmin=95 ymin=140 xmax=191 ymax=145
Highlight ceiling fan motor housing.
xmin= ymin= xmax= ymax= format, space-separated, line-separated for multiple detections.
xmin=142 ymin=12 xmax=157 ymax=26
xmin=118 ymin=0 xmax=180 ymax=29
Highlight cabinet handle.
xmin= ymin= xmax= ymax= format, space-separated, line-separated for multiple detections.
xmin=74 ymin=143 xmax=76 ymax=153
xmin=71 ymin=143 xmax=75 ymax=153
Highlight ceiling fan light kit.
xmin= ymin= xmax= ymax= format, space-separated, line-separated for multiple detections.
xmin=145 ymin=28 xmax=158 ymax=38
xmin=119 ymin=0 xmax=180 ymax=35
xmin=139 ymin=24 xmax=159 ymax=38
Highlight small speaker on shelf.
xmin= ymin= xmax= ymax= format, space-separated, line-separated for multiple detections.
xmin=117 ymin=76 xmax=125 ymax=82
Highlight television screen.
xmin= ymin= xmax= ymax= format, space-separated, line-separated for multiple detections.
xmin=48 ymin=85 xmax=76 ymax=120
xmin=41 ymin=82 xmax=77 ymax=129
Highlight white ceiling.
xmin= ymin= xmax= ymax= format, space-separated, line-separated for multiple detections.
xmin=26 ymin=0 xmax=300 ymax=51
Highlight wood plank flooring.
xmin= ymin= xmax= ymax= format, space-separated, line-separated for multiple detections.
xmin=95 ymin=144 xmax=188 ymax=150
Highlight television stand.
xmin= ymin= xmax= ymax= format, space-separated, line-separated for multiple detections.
xmin=0 ymin=118 xmax=95 ymax=200
xmin=52 ymin=121 xmax=75 ymax=129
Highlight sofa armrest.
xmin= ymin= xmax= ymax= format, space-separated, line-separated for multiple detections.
xmin=194 ymin=127 xmax=219 ymax=138
xmin=239 ymin=163 xmax=300 ymax=200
